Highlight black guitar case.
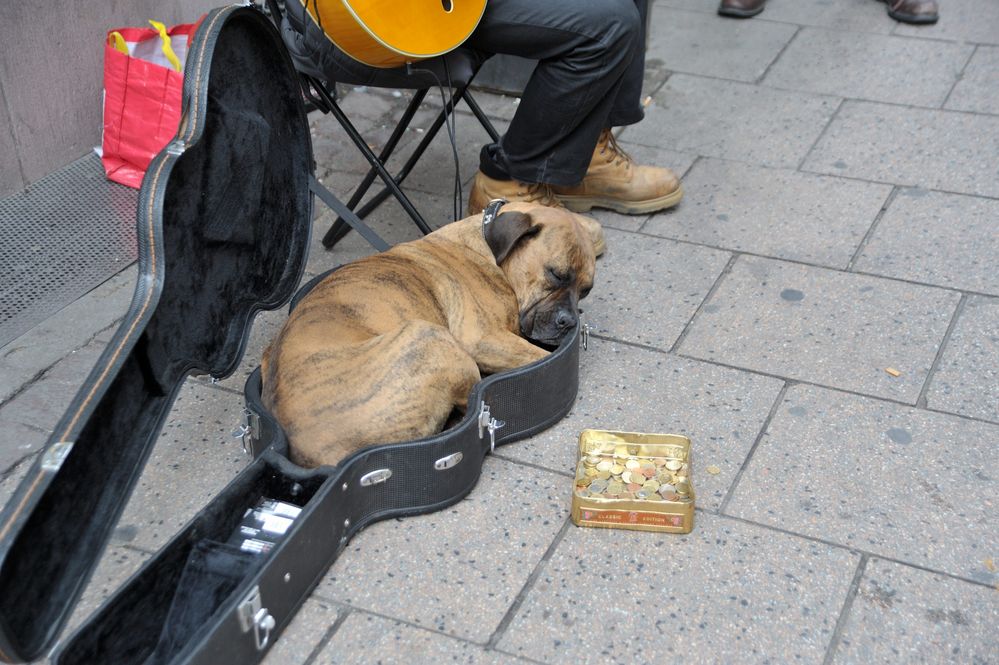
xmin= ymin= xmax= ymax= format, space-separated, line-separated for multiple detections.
xmin=0 ymin=6 xmax=580 ymax=664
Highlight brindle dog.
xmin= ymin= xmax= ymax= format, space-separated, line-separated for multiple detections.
xmin=261 ymin=202 xmax=602 ymax=467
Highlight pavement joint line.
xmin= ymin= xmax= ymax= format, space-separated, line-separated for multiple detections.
xmin=0 ymin=450 xmax=38 ymax=483
xmin=718 ymin=382 xmax=790 ymax=514
xmin=706 ymin=509 xmax=998 ymax=592
xmin=915 ymin=293 xmax=968 ymax=409
xmin=846 ymin=185 xmax=899 ymax=271
xmin=485 ymin=517 xmax=573 ymax=650
xmin=0 ymin=315 xmax=123 ymax=409
xmin=491 ymin=452 xmax=574 ymax=479
xmin=797 ymin=96 xmax=845 ymax=172
xmin=755 ymin=24 xmax=802 ymax=85
xmin=302 ymin=605 xmax=352 ymax=665
xmin=626 ymin=148 xmax=999 ymax=204
xmin=668 ymin=253 xmax=740 ymax=355
xmin=308 ymin=597 xmax=546 ymax=663
xmin=617 ymin=222 xmax=998 ymax=299
xmin=940 ymin=43 xmax=979 ymax=110
xmin=585 ymin=331 xmax=999 ymax=429
xmin=822 ymin=554 xmax=869 ymax=665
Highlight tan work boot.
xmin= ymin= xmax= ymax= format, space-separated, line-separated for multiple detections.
xmin=467 ymin=171 xmax=565 ymax=216
xmin=467 ymin=172 xmax=606 ymax=256
xmin=552 ymin=129 xmax=683 ymax=214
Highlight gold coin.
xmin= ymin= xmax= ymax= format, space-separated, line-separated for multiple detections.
xmin=597 ymin=470 xmax=611 ymax=480
xmin=646 ymin=493 xmax=664 ymax=502
xmin=665 ymin=459 xmax=682 ymax=471
xmin=706 ymin=465 xmax=721 ymax=475
xmin=584 ymin=455 xmax=601 ymax=468
xmin=675 ymin=481 xmax=691 ymax=495
xmin=577 ymin=477 xmax=592 ymax=487
xmin=596 ymin=460 xmax=613 ymax=472
xmin=625 ymin=459 xmax=640 ymax=470
xmin=607 ymin=481 xmax=625 ymax=494
xmin=610 ymin=464 xmax=625 ymax=475
xmin=584 ymin=467 xmax=599 ymax=478
xmin=643 ymin=479 xmax=660 ymax=492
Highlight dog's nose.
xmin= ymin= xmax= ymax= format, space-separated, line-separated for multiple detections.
xmin=555 ymin=309 xmax=576 ymax=329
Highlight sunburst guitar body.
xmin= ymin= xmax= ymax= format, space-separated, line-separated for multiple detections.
xmin=301 ymin=0 xmax=487 ymax=68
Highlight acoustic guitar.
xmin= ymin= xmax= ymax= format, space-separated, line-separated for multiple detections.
xmin=301 ymin=0 xmax=487 ymax=68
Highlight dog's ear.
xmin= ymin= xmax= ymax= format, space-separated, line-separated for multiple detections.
xmin=484 ymin=211 xmax=541 ymax=264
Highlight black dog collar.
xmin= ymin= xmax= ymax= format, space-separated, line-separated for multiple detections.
xmin=481 ymin=198 xmax=507 ymax=239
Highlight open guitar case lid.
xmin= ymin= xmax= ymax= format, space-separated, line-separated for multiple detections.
xmin=0 ymin=5 xmax=581 ymax=664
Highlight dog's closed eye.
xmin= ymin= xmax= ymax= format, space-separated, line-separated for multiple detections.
xmin=546 ymin=266 xmax=571 ymax=285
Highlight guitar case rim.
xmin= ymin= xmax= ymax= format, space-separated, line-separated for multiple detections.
xmin=0 ymin=5 xmax=582 ymax=664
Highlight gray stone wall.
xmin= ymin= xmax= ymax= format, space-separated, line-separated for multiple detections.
xmin=0 ymin=0 xmax=222 ymax=197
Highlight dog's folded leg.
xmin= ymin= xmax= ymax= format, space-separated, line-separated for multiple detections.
xmin=471 ymin=332 xmax=549 ymax=375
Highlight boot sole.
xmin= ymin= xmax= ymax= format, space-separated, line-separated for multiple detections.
xmin=717 ymin=5 xmax=765 ymax=18
xmin=558 ymin=185 xmax=684 ymax=215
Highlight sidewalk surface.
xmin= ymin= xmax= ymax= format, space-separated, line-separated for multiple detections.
xmin=2 ymin=0 xmax=997 ymax=662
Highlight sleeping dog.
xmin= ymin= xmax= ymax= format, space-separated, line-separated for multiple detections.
xmin=261 ymin=201 xmax=602 ymax=467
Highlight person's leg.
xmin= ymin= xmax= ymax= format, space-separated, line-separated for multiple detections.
xmin=466 ymin=0 xmax=643 ymax=188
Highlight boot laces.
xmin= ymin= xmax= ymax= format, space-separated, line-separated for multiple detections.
xmin=516 ymin=181 xmax=564 ymax=208
xmin=598 ymin=130 xmax=634 ymax=170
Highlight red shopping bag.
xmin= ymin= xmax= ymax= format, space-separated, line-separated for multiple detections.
xmin=100 ymin=21 xmax=197 ymax=189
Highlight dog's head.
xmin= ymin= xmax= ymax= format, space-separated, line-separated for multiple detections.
xmin=483 ymin=202 xmax=602 ymax=346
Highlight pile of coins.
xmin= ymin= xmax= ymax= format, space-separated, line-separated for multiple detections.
xmin=574 ymin=443 xmax=691 ymax=502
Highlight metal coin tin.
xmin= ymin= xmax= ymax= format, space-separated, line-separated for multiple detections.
xmin=570 ymin=429 xmax=695 ymax=534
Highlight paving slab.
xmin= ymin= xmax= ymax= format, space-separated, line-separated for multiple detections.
xmin=726 ymin=384 xmax=999 ymax=581
xmin=113 ymin=380 xmax=251 ymax=552
xmin=763 ymin=28 xmax=972 ymax=107
xmin=945 ymin=45 xmax=999 ymax=115
xmin=832 ymin=559 xmax=999 ymax=665
xmin=316 ymin=457 xmax=568 ymax=643
xmin=0 ymin=418 xmax=46 ymax=476
xmin=892 ymin=0 xmax=999 ymax=45
xmin=0 ymin=454 xmax=31 ymax=512
xmin=854 ymin=188 xmax=999 ymax=295
xmin=498 ymin=338 xmax=784 ymax=510
xmin=313 ymin=612 xmax=525 ymax=664
xmin=497 ymin=511 xmax=859 ymax=664
xmin=0 ymin=268 xmax=133 ymax=403
xmin=261 ymin=598 xmax=341 ymax=665
xmin=678 ymin=255 xmax=961 ymax=402
xmin=0 ymin=339 xmax=108 ymax=433
xmin=925 ymin=295 xmax=999 ymax=423
xmin=655 ymin=0 xmax=896 ymax=33
xmin=643 ymin=157 xmax=891 ymax=268
xmin=645 ymin=8 xmax=797 ymax=82
xmin=625 ymin=74 xmax=839 ymax=169
xmin=586 ymin=228 xmax=730 ymax=351
xmin=802 ymin=100 xmax=999 ymax=198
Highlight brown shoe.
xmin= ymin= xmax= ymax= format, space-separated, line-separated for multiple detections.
xmin=551 ymin=130 xmax=683 ymax=215
xmin=718 ymin=0 xmax=766 ymax=18
xmin=467 ymin=171 xmax=565 ymax=216
xmin=881 ymin=0 xmax=938 ymax=24
xmin=467 ymin=173 xmax=607 ymax=256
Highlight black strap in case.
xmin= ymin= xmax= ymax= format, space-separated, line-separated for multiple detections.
xmin=0 ymin=5 xmax=582 ymax=664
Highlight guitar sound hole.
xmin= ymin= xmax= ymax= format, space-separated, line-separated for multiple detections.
xmin=441 ymin=0 xmax=453 ymax=11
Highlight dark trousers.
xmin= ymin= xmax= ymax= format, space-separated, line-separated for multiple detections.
xmin=466 ymin=0 xmax=648 ymax=186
